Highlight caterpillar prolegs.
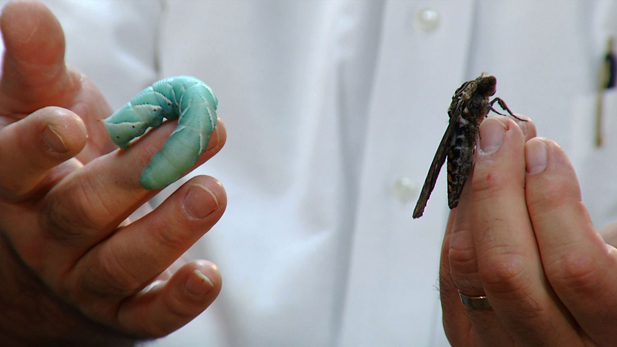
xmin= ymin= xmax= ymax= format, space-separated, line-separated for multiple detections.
xmin=104 ymin=76 xmax=218 ymax=190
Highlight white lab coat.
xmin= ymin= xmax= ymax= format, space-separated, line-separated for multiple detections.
xmin=3 ymin=0 xmax=617 ymax=346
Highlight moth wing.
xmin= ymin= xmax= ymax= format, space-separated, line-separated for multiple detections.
xmin=446 ymin=126 xmax=475 ymax=209
xmin=412 ymin=112 xmax=460 ymax=219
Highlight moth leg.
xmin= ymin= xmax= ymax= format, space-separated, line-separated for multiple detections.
xmin=490 ymin=97 xmax=527 ymax=122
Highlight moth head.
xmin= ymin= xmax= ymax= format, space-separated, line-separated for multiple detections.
xmin=476 ymin=75 xmax=497 ymax=97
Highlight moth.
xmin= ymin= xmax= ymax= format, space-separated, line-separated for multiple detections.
xmin=104 ymin=76 xmax=218 ymax=190
xmin=412 ymin=73 xmax=523 ymax=219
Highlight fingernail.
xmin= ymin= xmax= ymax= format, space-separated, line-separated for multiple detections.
xmin=43 ymin=124 xmax=69 ymax=153
xmin=479 ymin=118 xmax=506 ymax=154
xmin=525 ymin=138 xmax=548 ymax=174
xmin=182 ymin=183 xmax=219 ymax=220
xmin=185 ymin=269 xmax=214 ymax=297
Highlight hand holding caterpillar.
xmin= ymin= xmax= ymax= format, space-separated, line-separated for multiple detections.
xmin=104 ymin=76 xmax=218 ymax=190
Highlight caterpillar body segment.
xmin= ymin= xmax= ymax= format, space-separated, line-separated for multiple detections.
xmin=104 ymin=76 xmax=218 ymax=190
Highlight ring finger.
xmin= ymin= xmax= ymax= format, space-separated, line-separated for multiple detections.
xmin=444 ymin=173 xmax=513 ymax=346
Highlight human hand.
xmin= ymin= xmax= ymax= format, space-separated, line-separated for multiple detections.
xmin=440 ymin=115 xmax=617 ymax=346
xmin=0 ymin=1 xmax=226 ymax=345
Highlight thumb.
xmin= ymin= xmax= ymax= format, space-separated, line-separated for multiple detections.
xmin=0 ymin=0 xmax=80 ymax=116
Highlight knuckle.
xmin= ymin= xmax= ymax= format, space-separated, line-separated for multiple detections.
xmin=40 ymin=179 xmax=115 ymax=240
xmin=150 ymin=220 xmax=187 ymax=252
xmin=80 ymin=247 xmax=143 ymax=297
xmin=448 ymin=231 xmax=478 ymax=276
xmin=479 ymin=253 xmax=528 ymax=295
xmin=40 ymin=191 xmax=90 ymax=240
xmin=547 ymin=251 xmax=606 ymax=295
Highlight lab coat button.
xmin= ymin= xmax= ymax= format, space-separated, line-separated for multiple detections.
xmin=414 ymin=8 xmax=440 ymax=33
xmin=393 ymin=177 xmax=418 ymax=202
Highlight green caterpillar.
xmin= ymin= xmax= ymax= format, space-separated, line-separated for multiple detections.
xmin=104 ymin=76 xmax=218 ymax=190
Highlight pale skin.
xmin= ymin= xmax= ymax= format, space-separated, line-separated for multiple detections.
xmin=0 ymin=1 xmax=226 ymax=345
xmin=441 ymin=116 xmax=617 ymax=346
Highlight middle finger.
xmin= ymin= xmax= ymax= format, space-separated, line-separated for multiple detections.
xmin=466 ymin=117 xmax=578 ymax=345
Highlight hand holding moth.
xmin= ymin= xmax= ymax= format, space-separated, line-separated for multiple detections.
xmin=0 ymin=1 xmax=226 ymax=344
xmin=440 ymin=115 xmax=617 ymax=346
